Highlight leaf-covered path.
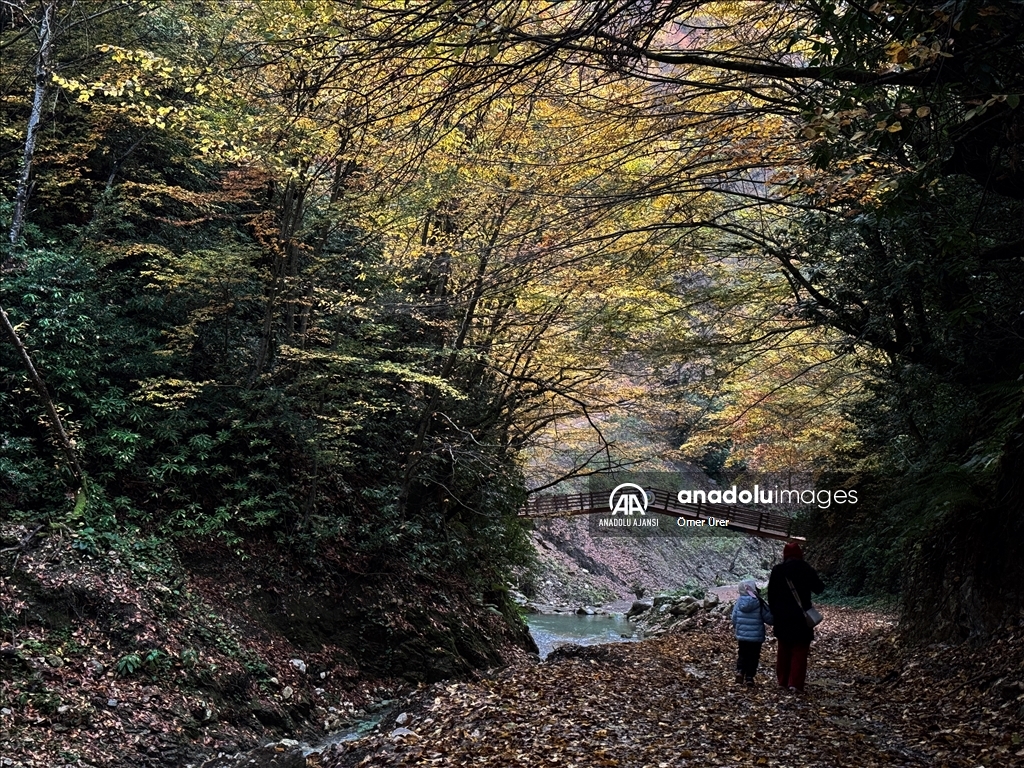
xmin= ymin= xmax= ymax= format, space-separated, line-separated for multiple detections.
xmin=322 ymin=608 xmax=1024 ymax=768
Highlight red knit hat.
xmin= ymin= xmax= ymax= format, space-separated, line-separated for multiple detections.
xmin=783 ymin=542 xmax=803 ymax=560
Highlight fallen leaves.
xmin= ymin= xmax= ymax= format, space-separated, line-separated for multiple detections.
xmin=321 ymin=607 xmax=1024 ymax=767
xmin=4 ymin=519 xmax=1024 ymax=768
xmin=0 ymin=525 xmax=394 ymax=768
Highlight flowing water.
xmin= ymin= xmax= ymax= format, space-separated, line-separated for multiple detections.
xmin=225 ymin=615 xmax=636 ymax=764
xmin=526 ymin=612 xmax=636 ymax=659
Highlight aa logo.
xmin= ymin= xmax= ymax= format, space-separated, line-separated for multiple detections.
xmin=608 ymin=483 xmax=649 ymax=516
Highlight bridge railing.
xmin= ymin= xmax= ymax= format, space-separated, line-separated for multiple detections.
xmin=520 ymin=488 xmax=804 ymax=540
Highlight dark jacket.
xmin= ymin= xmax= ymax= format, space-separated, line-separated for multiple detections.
xmin=767 ymin=558 xmax=824 ymax=644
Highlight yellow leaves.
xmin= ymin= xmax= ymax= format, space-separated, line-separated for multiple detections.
xmin=882 ymin=35 xmax=950 ymax=73
xmin=884 ymin=41 xmax=911 ymax=65
xmin=133 ymin=378 xmax=214 ymax=408
xmin=675 ymin=297 xmax=872 ymax=475
xmin=51 ymin=42 xmax=227 ymax=141
xmin=802 ymin=107 xmax=868 ymax=141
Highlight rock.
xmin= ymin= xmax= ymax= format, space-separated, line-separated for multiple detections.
xmin=652 ymin=595 xmax=674 ymax=609
xmin=390 ymin=727 xmax=417 ymax=740
xmin=251 ymin=704 xmax=291 ymax=731
xmin=45 ymin=655 xmax=64 ymax=668
xmin=546 ymin=644 xmax=611 ymax=663
xmin=281 ymin=686 xmax=293 ymax=700
xmin=702 ymin=594 xmax=720 ymax=610
xmin=669 ymin=601 xmax=700 ymax=618
xmin=86 ymin=659 xmax=104 ymax=676
xmin=1 ymin=708 xmax=12 ymax=716
xmin=288 ymin=659 xmax=306 ymax=674
xmin=626 ymin=600 xmax=652 ymax=618
xmin=395 ymin=711 xmax=412 ymax=725
xmin=107 ymin=698 xmax=118 ymax=708
xmin=202 ymin=741 xmax=306 ymax=768
xmin=576 ymin=606 xmax=596 ymax=615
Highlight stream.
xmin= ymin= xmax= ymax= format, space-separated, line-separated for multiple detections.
xmin=526 ymin=611 xmax=636 ymax=659
xmin=201 ymin=614 xmax=637 ymax=766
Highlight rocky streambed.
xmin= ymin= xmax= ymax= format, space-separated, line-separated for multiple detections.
xmin=196 ymin=590 xmax=738 ymax=767
xmin=521 ymin=591 xmax=735 ymax=658
xmin=626 ymin=591 xmax=732 ymax=636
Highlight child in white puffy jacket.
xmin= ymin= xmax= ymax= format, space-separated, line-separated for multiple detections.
xmin=731 ymin=579 xmax=773 ymax=685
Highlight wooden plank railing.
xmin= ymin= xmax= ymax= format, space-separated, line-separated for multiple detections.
xmin=520 ymin=488 xmax=804 ymax=541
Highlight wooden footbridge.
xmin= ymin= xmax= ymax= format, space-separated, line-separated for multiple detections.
xmin=520 ymin=487 xmax=804 ymax=541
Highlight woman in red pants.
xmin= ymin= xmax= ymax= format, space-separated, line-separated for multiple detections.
xmin=767 ymin=542 xmax=824 ymax=693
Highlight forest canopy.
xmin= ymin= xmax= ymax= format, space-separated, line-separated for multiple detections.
xmin=2 ymin=0 xmax=1022 ymax=640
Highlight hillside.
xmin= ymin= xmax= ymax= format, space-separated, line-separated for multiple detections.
xmin=0 ymin=524 xmax=535 ymax=768
xmin=520 ymin=517 xmax=779 ymax=608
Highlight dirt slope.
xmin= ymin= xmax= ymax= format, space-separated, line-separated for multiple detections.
xmin=522 ymin=516 xmax=780 ymax=607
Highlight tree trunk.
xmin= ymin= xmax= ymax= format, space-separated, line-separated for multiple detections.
xmin=0 ymin=301 xmax=84 ymax=486
xmin=9 ymin=0 xmax=57 ymax=246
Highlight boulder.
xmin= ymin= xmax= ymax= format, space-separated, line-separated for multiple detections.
xmin=626 ymin=600 xmax=652 ymax=618
xmin=546 ymin=644 xmax=612 ymax=663
xmin=669 ymin=601 xmax=700 ymax=618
